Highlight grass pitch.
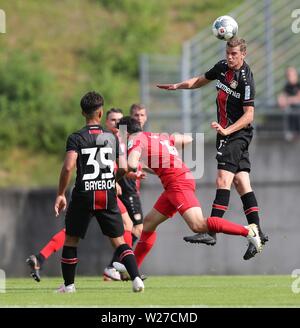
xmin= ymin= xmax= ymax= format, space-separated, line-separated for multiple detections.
xmin=0 ymin=275 xmax=299 ymax=307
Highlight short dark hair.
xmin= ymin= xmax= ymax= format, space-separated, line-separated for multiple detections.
xmin=118 ymin=116 xmax=142 ymax=134
xmin=130 ymin=103 xmax=147 ymax=115
xmin=227 ymin=37 xmax=247 ymax=53
xmin=80 ymin=91 xmax=104 ymax=115
xmin=106 ymin=108 xmax=123 ymax=119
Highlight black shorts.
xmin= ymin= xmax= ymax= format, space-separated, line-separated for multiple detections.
xmin=65 ymin=193 xmax=124 ymax=239
xmin=215 ymin=129 xmax=253 ymax=174
xmin=119 ymin=192 xmax=143 ymax=225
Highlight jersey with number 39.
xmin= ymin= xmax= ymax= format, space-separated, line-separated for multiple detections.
xmin=128 ymin=132 xmax=194 ymax=190
xmin=66 ymin=125 xmax=120 ymax=210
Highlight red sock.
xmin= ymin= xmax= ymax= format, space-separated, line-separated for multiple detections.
xmin=40 ymin=228 xmax=66 ymax=259
xmin=134 ymin=231 xmax=157 ymax=268
xmin=123 ymin=230 xmax=133 ymax=247
xmin=207 ymin=217 xmax=248 ymax=236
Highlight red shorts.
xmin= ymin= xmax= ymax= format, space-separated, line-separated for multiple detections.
xmin=154 ymin=188 xmax=201 ymax=218
xmin=117 ymin=197 xmax=127 ymax=215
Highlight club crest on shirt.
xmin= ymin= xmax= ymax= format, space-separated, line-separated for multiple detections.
xmin=230 ymin=80 xmax=238 ymax=89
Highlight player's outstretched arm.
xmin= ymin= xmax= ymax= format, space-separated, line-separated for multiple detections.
xmin=157 ymin=75 xmax=210 ymax=90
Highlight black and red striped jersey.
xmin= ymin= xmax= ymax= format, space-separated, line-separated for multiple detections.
xmin=66 ymin=124 xmax=120 ymax=210
xmin=205 ymin=60 xmax=255 ymax=128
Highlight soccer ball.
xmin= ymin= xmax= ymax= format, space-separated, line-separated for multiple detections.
xmin=212 ymin=15 xmax=238 ymax=41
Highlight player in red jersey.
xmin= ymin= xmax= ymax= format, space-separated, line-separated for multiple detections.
xmin=113 ymin=117 xmax=262 ymax=271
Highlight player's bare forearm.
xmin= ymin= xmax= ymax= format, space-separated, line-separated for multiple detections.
xmin=127 ymin=150 xmax=141 ymax=172
xmin=157 ymin=75 xmax=210 ymax=90
xmin=224 ymin=107 xmax=254 ymax=135
xmin=57 ymin=167 xmax=73 ymax=196
xmin=57 ymin=151 xmax=77 ymax=196
xmin=211 ymin=107 xmax=254 ymax=136
xmin=173 ymin=133 xmax=193 ymax=147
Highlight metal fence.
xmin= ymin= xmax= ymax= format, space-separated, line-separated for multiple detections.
xmin=140 ymin=0 xmax=300 ymax=138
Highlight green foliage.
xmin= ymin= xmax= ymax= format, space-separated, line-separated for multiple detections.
xmin=0 ymin=0 xmax=243 ymax=186
xmin=85 ymin=0 xmax=166 ymax=104
xmin=0 ymin=52 xmax=77 ymax=153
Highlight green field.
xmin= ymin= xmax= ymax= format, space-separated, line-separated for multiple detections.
xmin=1 ymin=275 xmax=299 ymax=307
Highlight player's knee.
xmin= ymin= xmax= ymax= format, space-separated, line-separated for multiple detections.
xmin=216 ymin=176 xmax=231 ymax=189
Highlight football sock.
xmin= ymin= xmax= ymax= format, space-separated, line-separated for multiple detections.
xmin=36 ymin=253 xmax=45 ymax=267
xmin=210 ymin=189 xmax=230 ymax=217
xmin=40 ymin=229 xmax=66 ymax=259
xmin=115 ymin=244 xmax=140 ymax=280
xmin=241 ymin=191 xmax=260 ymax=229
xmin=207 ymin=216 xmax=248 ymax=236
xmin=108 ymin=230 xmax=133 ymax=267
xmin=134 ymin=231 xmax=157 ymax=268
xmin=61 ymin=246 xmax=78 ymax=286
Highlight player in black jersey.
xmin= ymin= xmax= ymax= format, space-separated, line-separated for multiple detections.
xmin=157 ymin=37 xmax=268 ymax=260
xmin=54 ymin=91 xmax=144 ymax=292
xmin=122 ymin=104 xmax=147 ymax=238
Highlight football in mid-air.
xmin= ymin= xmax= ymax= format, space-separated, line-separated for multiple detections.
xmin=212 ymin=15 xmax=238 ymax=41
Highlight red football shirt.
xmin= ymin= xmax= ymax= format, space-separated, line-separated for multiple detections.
xmin=128 ymin=132 xmax=195 ymax=190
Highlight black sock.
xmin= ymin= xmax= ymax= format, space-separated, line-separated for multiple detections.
xmin=131 ymin=233 xmax=138 ymax=247
xmin=36 ymin=253 xmax=45 ymax=267
xmin=241 ymin=191 xmax=260 ymax=229
xmin=115 ymin=244 xmax=140 ymax=280
xmin=210 ymin=189 xmax=230 ymax=217
xmin=61 ymin=246 xmax=78 ymax=286
xmin=109 ymin=234 xmax=139 ymax=267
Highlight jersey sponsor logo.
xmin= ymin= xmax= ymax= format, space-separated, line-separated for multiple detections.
xmin=216 ymin=80 xmax=240 ymax=99
xmin=245 ymin=85 xmax=251 ymax=100
xmin=85 ymin=179 xmax=115 ymax=191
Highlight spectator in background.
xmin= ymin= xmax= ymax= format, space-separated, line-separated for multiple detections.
xmin=277 ymin=66 xmax=300 ymax=141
